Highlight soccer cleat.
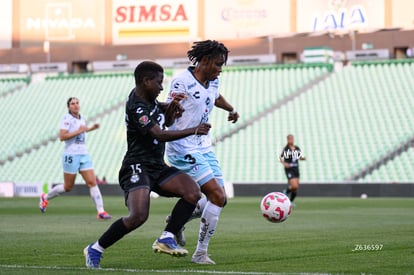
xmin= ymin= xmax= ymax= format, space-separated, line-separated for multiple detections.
xmin=39 ymin=193 xmax=49 ymax=213
xmin=152 ymin=237 xmax=188 ymax=257
xmin=97 ymin=211 xmax=112 ymax=220
xmin=191 ymin=251 xmax=216 ymax=265
xmin=83 ymin=244 xmax=102 ymax=269
xmin=165 ymin=215 xmax=186 ymax=246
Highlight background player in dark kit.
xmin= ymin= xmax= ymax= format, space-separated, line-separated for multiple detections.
xmin=279 ymin=134 xmax=306 ymax=203
xmin=84 ymin=61 xmax=211 ymax=269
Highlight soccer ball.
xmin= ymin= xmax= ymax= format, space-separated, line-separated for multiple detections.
xmin=260 ymin=192 xmax=292 ymax=223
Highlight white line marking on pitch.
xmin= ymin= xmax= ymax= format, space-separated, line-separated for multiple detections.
xmin=0 ymin=264 xmax=331 ymax=275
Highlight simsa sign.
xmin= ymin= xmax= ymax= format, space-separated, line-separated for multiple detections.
xmin=112 ymin=0 xmax=198 ymax=45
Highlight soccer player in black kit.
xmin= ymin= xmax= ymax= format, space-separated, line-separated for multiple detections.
xmin=84 ymin=61 xmax=211 ymax=269
xmin=279 ymin=134 xmax=306 ymax=205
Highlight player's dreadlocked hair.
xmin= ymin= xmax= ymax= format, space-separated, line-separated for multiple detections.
xmin=187 ymin=40 xmax=229 ymax=65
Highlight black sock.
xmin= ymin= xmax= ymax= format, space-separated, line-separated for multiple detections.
xmin=290 ymin=191 xmax=297 ymax=202
xmin=98 ymin=218 xmax=131 ymax=249
xmin=165 ymin=198 xmax=195 ymax=235
xmin=285 ymin=188 xmax=291 ymax=195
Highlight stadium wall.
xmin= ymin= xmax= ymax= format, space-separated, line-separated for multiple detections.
xmin=233 ymin=183 xmax=414 ymax=197
xmin=53 ymin=183 xmax=414 ymax=198
xmin=1 ymin=30 xmax=414 ymax=71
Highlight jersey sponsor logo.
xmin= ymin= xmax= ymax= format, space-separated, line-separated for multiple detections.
xmin=187 ymin=82 xmax=196 ymax=90
xmin=138 ymin=115 xmax=150 ymax=126
xmin=282 ymin=149 xmax=303 ymax=161
xmin=205 ymin=97 xmax=211 ymax=106
xmin=192 ymin=91 xmax=200 ymax=99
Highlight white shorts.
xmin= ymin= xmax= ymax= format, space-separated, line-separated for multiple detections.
xmin=62 ymin=154 xmax=93 ymax=174
xmin=168 ymin=151 xmax=224 ymax=187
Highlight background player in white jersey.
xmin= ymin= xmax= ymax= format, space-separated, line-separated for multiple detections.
xmin=39 ymin=97 xmax=112 ymax=220
xmin=165 ymin=40 xmax=239 ymax=264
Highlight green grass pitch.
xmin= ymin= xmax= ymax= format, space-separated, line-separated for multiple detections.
xmin=0 ymin=196 xmax=413 ymax=275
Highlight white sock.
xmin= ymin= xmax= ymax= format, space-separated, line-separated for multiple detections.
xmin=159 ymin=231 xmax=174 ymax=240
xmin=196 ymin=201 xmax=222 ymax=253
xmin=45 ymin=184 xmax=65 ymax=200
xmin=91 ymin=241 xmax=104 ymax=253
xmin=89 ymin=185 xmax=105 ymax=213
xmin=191 ymin=196 xmax=208 ymax=220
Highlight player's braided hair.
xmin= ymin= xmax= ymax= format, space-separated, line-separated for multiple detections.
xmin=187 ymin=40 xmax=229 ymax=65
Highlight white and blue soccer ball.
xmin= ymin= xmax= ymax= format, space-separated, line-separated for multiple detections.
xmin=260 ymin=192 xmax=292 ymax=223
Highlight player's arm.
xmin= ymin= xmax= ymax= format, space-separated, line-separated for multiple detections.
xmin=280 ymin=159 xmax=291 ymax=169
xmin=279 ymin=151 xmax=290 ymax=168
xmin=86 ymin=123 xmax=99 ymax=133
xmin=59 ymin=124 xmax=99 ymax=141
xmin=161 ymin=94 xmax=186 ymax=127
xmin=215 ymin=94 xmax=239 ymax=123
xmin=59 ymin=126 xmax=86 ymax=141
xmin=148 ymin=123 xmax=211 ymax=142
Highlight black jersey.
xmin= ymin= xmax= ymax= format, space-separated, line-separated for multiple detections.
xmin=122 ymin=90 xmax=166 ymax=169
xmin=280 ymin=145 xmax=302 ymax=169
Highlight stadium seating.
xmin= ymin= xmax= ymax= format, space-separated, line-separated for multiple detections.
xmin=0 ymin=73 xmax=134 ymax=160
xmin=215 ymin=61 xmax=414 ymax=182
xmin=0 ymin=106 xmax=126 ymax=183
xmin=209 ymin=64 xmax=331 ymax=139
xmin=0 ymin=77 xmax=28 ymax=97
xmin=360 ymin=146 xmax=414 ymax=182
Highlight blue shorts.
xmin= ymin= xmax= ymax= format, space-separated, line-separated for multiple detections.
xmin=62 ymin=154 xmax=94 ymax=174
xmin=168 ymin=151 xmax=224 ymax=187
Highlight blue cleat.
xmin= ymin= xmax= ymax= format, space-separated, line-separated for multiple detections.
xmin=83 ymin=244 xmax=102 ymax=269
xmin=165 ymin=215 xmax=186 ymax=246
xmin=152 ymin=237 xmax=188 ymax=257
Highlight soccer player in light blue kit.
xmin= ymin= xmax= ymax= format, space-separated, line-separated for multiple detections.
xmin=39 ymin=97 xmax=111 ymax=220
xmin=165 ymin=40 xmax=239 ymax=264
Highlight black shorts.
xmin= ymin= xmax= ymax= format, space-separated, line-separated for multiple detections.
xmin=285 ymin=167 xmax=300 ymax=180
xmin=118 ymin=164 xmax=182 ymax=205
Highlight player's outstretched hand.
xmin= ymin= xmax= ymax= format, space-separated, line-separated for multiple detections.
xmin=228 ymin=111 xmax=239 ymax=123
xmin=194 ymin=123 xmax=211 ymax=135
xmin=86 ymin=123 xmax=99 ymax=132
